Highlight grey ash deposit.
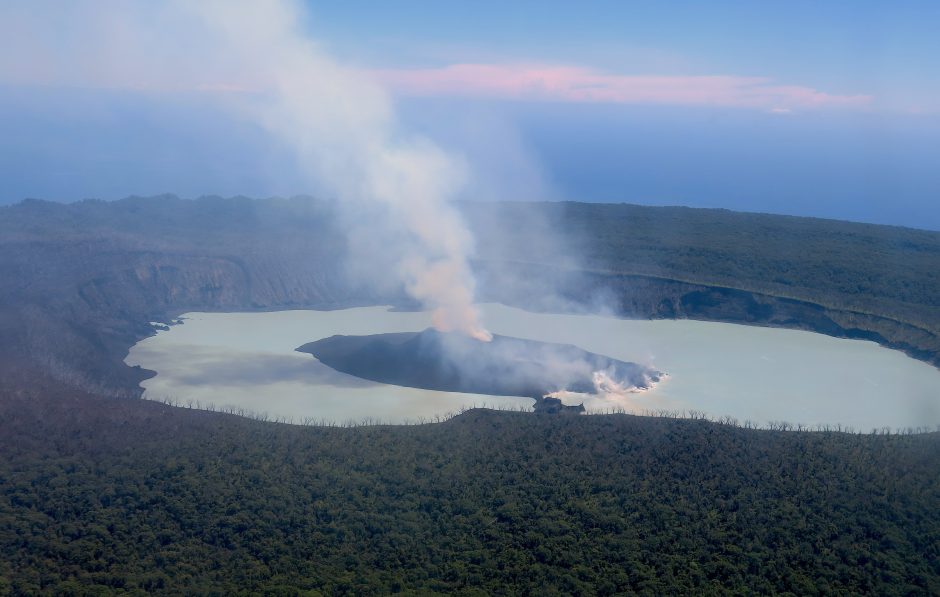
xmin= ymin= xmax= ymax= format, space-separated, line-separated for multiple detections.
xmin=297 ymin=328 xmax=663 ymax=404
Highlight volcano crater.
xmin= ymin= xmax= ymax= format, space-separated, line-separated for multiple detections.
xmin=297 ymin=328 xmax=664 ymax=404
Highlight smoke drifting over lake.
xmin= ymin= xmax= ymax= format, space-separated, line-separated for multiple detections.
xmin=177 ymin=1 xmax=492 ymax=340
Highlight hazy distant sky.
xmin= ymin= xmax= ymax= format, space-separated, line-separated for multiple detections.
xmin=1 ymin=0 xmax=939 ymax=229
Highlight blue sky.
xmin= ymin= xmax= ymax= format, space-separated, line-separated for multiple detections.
xmin=304 ymin=0 xmax=940 ymax=111
xmin=1 ymin=0 xmax=938 ymax=229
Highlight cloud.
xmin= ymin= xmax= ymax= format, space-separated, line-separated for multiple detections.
xmin=0 ymin=3 xmax=870 ymax=114
xmin=373 ymin=63 xmax=872 ymax=110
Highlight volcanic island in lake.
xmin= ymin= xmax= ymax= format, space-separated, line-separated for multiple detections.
xmin=297 ymin=329 xmax=664 ymax=411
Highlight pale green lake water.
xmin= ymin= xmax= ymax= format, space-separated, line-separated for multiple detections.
xmin=125 ymin=304 xmax=940 ymax=428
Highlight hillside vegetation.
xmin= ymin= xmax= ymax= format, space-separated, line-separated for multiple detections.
xmin=463 ymin=201 xmax=940 ymax=332
xmin=1 ymin=393 xmax=938 ymax=595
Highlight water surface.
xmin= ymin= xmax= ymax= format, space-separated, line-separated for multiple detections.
xmin=126 ymin=304 xmax=940 ymax=428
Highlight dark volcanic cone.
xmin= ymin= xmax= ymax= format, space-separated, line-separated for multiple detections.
xmin=297 ymin=328 xmax=662 ymax=398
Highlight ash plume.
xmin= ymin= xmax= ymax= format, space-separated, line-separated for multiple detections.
xmin=180 ymin=0 xmax=492 ymax=341
xmin=0 ymin=0 xmax=493 ymax=341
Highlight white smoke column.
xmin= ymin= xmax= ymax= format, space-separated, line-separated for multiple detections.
xmin=182 ymin=0 xmax=492 ymax=341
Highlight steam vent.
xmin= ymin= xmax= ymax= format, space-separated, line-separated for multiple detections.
xmin=298 ymin=328 xmax=663 ymax=410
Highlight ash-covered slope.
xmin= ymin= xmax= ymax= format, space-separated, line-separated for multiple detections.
xmin=298 ymin=329 xmax=663 ymax=398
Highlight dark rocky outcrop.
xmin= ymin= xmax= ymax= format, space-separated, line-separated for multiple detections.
xmin=298 ymin=329 xmax=662 ymax=399
xmin=532 ymin=396 xmax=586 ymax=414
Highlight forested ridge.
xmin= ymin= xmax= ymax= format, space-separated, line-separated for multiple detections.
xmin=463 ymin=201 xmax=940 ymax=333
xmin=4 ymin=197 xmax=940 ymax=333
xmin=1 ymin=397 xmax=938 ymax=595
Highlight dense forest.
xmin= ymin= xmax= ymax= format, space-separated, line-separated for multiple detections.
xmin=1 ymin=393 xmax=938 ymax=595
xmin=1 ymin=196 xmax=939 ymax=594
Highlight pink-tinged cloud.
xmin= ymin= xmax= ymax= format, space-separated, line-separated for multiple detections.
xmin=373 ymin=64 xmax=871 ymax=110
